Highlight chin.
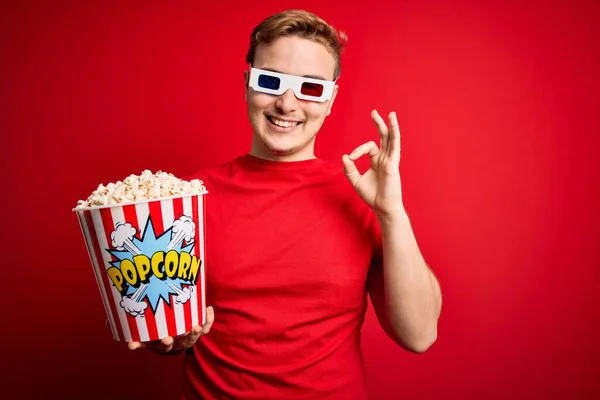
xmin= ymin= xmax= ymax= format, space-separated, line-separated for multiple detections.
xmin=272 ymin=148 xmax=300 ymax=156
xmin=265 ymin=141 xmax=299 ymax=155
xmin=259 ymin=136 xmax=306 ymax=158
xmin=253 ymin=124 xmax=317 ymax=159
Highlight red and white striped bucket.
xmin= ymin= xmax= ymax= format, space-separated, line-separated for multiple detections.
xmin=73 ymin=192 xmax=207 ymax=342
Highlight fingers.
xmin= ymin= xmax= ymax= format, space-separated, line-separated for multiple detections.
xmin=343 ymin=141 xmax=379 ymax=187
xmin=388 ymin=111 xmax=401 ymax=158
xmin=182 ymin=325 xmax=203 ymax=348
xmin=342 ymin=154 xmax=360 ymax=188
xmin=372 ymin=109 xmax=401 ymax=160
xmin=182 ymin=306 xmax=215 ymax=347
xmin=175 ymin=306 xmax=216 ymax=349
xmin=202 ymin=306 xmax=215 ymax=335
xmin=128 ymin=306 xmax=215 ymax=353
xmin=159 ymin=336 xmax=175 ymax=352
xmin=128 ymin=338 xmax=171 ymax=352
xmin=349 ymin=141 xmax=379 ymax=161
xmin=372 ymin=109 xmax=389 ymax=155
xmin=128 ymin=341 xmax=145 ymax=351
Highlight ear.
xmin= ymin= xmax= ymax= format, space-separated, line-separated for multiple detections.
xmin=244 ymin=70 xmax=250 ymax=102
xmin=326 ymin=85 xmax=339 ymax=116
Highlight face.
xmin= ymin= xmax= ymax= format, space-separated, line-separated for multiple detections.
xmin=245 ymin=36 xmax=339 ymax=161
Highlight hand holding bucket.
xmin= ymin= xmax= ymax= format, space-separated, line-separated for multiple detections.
xmin=73 ymin=171 xmax=209 ymax=343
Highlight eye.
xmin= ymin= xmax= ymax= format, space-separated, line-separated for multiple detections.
xmin=258 ymin=74 xmax=281 ymax=90
xmin=300 ymin=82 xmax=324 ymax=97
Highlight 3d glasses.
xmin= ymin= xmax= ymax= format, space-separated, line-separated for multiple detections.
xmin=248 ymin=67 xmax=336 ymax=102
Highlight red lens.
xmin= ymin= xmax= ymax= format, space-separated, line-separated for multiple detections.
xmin=300 ymin=82 xmax=324 ymax=97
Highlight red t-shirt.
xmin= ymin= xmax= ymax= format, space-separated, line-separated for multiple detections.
xmin=182 ymin=154 xmax=382 ymax=399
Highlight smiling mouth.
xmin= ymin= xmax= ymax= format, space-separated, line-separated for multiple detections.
xmin=266 ymin=115 xmax=302 ymax=128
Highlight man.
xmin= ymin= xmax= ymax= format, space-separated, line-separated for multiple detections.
xmin=129 ymin=9 xmax=442 ymax=399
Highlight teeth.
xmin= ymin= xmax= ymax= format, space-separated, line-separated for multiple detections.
xmin=270 ymin=117 xmax=299 ymax=128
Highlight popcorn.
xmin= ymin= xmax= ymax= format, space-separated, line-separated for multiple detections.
xmin=76 ymin=170 xmax=206 ymax=208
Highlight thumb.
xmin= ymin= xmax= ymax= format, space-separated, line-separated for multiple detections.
xmin=342 ymin=154 xmax=361 ymax=187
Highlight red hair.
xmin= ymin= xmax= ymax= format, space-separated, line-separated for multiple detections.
xmin=245 ymin=9 xmax=348 ymax=79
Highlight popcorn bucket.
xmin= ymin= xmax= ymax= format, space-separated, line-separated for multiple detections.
xmin=73 ymin=192 xmax=207 ymax=342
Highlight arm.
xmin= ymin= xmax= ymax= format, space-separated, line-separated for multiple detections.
xmin=343 ymin=110 xmax=442 ymax=353
xmin=367 ymin=211 xmax=441 ymax=352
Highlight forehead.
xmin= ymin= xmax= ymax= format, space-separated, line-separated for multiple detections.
xmin=253 ymin=36 xmax=336 ymax=81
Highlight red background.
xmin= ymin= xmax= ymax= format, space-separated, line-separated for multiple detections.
xmin=2 ymin=0 xmax=599 ymax=399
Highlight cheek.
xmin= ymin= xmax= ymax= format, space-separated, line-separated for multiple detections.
xmin=303 ymin=103 xmax=329 ymax=123
xmin=247 ymin=92 xmax=272 ymax=113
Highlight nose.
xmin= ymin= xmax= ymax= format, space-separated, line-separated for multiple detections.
xmin=275 ymin=89 xmax=299 ymax=114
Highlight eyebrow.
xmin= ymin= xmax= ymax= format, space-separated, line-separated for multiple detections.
xmin=260 ymin=67 xmax=328 ymax=81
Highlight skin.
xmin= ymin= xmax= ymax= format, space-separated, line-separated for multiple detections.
xmin=245 ymin=36 xmax=339 ymax=162
xmin=129 ymin=34 xmax=442 ymax=354
xmin=343 ymin=111 xmax=442 ymax=352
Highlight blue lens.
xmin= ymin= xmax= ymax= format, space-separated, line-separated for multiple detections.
xmin=258 ymin=74 xmax=280 ymax=90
